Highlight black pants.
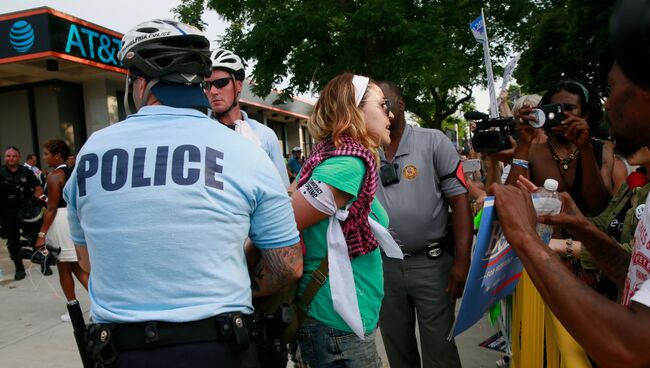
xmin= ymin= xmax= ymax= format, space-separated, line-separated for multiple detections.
xmin=113 ymin=341 xmax=260 ymax=368
xmin=1 ymin=214 xmax=24 ymax=271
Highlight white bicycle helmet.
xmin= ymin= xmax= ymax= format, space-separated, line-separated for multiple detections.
xmin=119 ymin=19 xmax=211 ymax=84
xmin=210 ymin=48 xmax=245 ymax=80
xmin=118 ymin=19 xmax=211 ymax=114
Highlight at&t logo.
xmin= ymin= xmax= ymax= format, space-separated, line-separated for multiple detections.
xmin=9 ymin=20 xmax=35 ymax=53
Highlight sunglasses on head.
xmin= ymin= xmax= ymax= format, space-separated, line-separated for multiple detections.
xmin=201 ymin=77 xmax=232 ymax=91
xmin=361 ymin=98 xmax=392 ymax=117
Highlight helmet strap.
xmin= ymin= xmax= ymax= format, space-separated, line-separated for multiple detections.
xmin=124 ymin=73 xmax=159 ymax=115
xmin=141 ymin=78 xmax=159 ymax=110
xmin=124 ymin=75 xmax=132 ymax=116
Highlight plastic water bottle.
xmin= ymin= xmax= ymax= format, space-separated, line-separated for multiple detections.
xmin=532 ymin=179 xmax=562 ymax=245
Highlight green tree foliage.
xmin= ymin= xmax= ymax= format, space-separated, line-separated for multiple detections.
xmin=515 ymin=0 xmax=615 ymax=99
xmin=175 ymin=0 xmax=536 ymax=129
xmin=441 ymin=100 xmax=476 ymax=147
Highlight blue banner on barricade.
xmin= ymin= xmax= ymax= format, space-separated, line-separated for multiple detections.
xmin=449 ymin=197 xmax=522 ymax=338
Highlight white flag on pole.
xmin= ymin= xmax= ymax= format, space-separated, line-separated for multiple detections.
xmin=499 ymin=53 xmax=521 ymax=92
xmin=470 ymin=10 xmax=498 ymax=118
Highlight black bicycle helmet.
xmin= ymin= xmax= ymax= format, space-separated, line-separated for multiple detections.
xmin=118 ymin=19 xmax=211 ymax=84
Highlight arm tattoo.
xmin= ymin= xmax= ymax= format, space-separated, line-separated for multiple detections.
xmin=250 ymin=261 xmax=264 ymax=293
xmin=251 ymin=244 xmax=302 ymax=296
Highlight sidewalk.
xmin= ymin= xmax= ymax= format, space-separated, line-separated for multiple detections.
xmin=0 ymin=240 xmax=503 ymax=367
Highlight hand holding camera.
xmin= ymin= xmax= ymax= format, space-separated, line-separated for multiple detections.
xmin=551 ymin=111 xmax=591 ymax=149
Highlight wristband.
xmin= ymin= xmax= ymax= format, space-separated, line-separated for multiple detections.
xmin=38 ymin=231 xmax=46 ymax=239
xmin=512 ymin=158 xmax=529 ymax=169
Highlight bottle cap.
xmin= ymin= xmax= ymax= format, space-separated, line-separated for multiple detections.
xmin=543 ymin=179 xmax=559 ymax=192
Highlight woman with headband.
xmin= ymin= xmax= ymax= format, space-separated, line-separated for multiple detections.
xmin=505 ymin=80 xmax=625 ymax=289
xmin=506 ymin=80 xmax=620 ymax=216
xmin=290 ymin=73 xmax=402 ymax=367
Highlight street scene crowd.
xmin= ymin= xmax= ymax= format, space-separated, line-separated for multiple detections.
xmin=1 ymin=0 xmax=650 ymax=367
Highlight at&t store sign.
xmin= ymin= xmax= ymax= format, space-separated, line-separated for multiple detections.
xmin=0 ymin=7 xmax=125 ymax=73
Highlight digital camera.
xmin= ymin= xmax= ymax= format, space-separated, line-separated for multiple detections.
xmin=528 ymin=104 xmax=565 ymax=129
xmin=466 ymin=111 xmax=517 ymax=153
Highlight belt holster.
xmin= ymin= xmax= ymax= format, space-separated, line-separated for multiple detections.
xmin=229 ymin=313 xmax=250 ymax=352
xmin=86 ymin=323 xmax=117 ymax=366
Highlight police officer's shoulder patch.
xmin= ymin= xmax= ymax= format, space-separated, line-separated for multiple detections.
xmin=403 ymin=164 xmax=418 ymax=180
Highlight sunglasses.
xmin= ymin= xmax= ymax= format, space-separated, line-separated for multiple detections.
xmin=362 ymin=98 xmax=392 ymax=117
xmin=201 ymin=77 xmax=232 ymax=91
xmin=127 ymin=74 xmax=141 ymax=85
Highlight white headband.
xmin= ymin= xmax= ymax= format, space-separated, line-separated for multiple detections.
xmin=352 ymin=75 xmax=370 ymax=107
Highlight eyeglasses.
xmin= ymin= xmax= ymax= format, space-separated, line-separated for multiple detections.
xmin=361 ymin=98 xmax=392 ymax=117
xmin=201 ymin=77 xmax=232 ymax=91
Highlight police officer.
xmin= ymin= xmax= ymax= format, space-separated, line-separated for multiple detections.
xmin=375 ymin=81 xmax=473 ymax=368
xmin=203 ymin=49 xmax=290 ymax=187
xmin=0 ymin=146 xmax=43 ymax=280
xmin=63 ymin=20 xmax=302 ymax=367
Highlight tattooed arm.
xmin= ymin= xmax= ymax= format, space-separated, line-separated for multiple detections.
xmin=491 ymin=183 xmax=650 ymax=368
xmin=250 ymin=242 xmax=303 ymax=298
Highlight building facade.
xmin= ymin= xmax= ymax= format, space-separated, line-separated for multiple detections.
xmin=0 ymin=7 xmax=313 ymax=165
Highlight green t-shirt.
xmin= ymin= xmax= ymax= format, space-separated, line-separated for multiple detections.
xmin=297 ymin=156 xmax=387 ymax=333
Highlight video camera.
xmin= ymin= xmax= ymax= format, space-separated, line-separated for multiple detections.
xmin=466 ymin=104 xmax=565 ymax=153
xmin=465 ymin=111 xmax=517 ymax=153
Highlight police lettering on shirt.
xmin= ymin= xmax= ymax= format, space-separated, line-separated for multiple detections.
xmin=76 ymin=144 xmax=224 ymax=196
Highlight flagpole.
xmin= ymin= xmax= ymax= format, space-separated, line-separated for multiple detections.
xmin=481 ymin=8 xmax=498 ymax=118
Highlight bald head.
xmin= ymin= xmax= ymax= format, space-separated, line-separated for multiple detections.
xmin=4 ymin=147 xmax=20 ymax=170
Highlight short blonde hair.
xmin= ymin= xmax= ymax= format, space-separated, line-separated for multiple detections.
xmin=308 ymin=73 xmax=378 ymax=161
xmin=512 ymin=94 xmax=542 ymax=116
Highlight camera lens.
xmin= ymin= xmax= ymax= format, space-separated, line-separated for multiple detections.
xmin=529 ymin=109 xmax=546 ymax=129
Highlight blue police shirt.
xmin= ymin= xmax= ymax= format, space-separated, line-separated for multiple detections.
xmin=240 ymin=111 xmax=290 ymax=187
xmin=63 ymin=105 xmax=300 ymax=324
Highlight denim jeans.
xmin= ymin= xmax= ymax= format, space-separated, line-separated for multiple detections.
xmin=295 ymin=316 xmax=382 ymax=368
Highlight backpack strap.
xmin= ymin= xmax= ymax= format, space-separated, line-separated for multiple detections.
xmin=300 ymin=255 xmax=329 ymax=308
xmin=295 ymin=255 xmax=329 ymax=325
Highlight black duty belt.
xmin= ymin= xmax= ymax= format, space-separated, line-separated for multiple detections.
xmin=403 ymin=238 xmax=451 ymax=260
xmin=86 ymin=313 xmax=256 ymax=365
xmin=108 ymin=313 xmax=255 ymax=352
